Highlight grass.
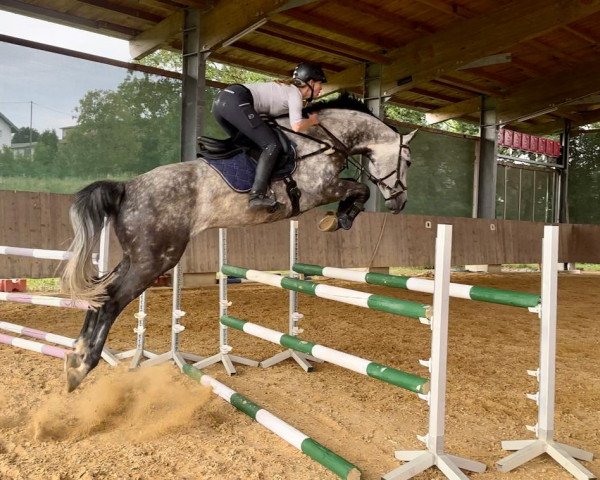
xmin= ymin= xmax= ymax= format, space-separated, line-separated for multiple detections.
xmin=25 ymin=278 xmax=61 ymax=292
xmin=0 ymin=174 xmax=133 ymax=194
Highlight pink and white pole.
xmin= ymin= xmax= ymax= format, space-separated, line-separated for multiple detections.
xmin=0 ymin=219 xmax=119 ymax=365
xmin=0 ymin=333 xmax=70 ymax=359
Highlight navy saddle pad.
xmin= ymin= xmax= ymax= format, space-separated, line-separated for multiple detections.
xmin=202 ymin=150 xmax=297 ymax=193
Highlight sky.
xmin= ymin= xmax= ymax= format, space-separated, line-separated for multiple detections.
xmin=0 ymin=11 xmax=134 ymax=135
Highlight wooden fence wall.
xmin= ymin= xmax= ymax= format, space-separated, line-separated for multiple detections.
xmin=1 ymin=190 xmax=600 ymax=278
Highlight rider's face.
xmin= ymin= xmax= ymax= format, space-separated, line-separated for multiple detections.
xmin=310 ymin=80 xmax=323 ymax=98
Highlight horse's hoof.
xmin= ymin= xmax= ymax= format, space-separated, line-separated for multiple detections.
xmin=338 ymin=213 xmax=354 ymax=230
xmin=65 ymin=353 xmax=86 ymax=392
xmin=318 ymin=214 xmax=339 ymax=232
xmin=64 ymin=352 xmax=81 ymax=371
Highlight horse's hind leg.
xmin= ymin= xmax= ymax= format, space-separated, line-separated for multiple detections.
xmin=65 ymin=253 xmax=183 ymax=392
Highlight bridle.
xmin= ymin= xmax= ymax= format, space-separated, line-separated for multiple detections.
xmin=276 ymin=121 xmax=412 ymax=202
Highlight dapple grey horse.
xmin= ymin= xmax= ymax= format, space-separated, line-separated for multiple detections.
xmin=62 ymin=94 xmax=416 ymax=391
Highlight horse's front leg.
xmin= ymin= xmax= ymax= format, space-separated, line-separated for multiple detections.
xmin=318 ymin=179 xmax=370 ymax=232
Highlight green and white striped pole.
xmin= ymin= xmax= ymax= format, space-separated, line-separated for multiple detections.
xmin=182 ymin=364 xmax=361 ymax=480
xmin=221 ymin=265 xmax=432 ymax=321
xmin=293 ymin=264 xmax=540 ymax=309
xmin=221 ymin=315 xmax=430 ymax=395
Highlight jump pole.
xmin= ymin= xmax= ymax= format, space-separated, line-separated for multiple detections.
xmin=182 ymin=364 xmax=361 ymax=479
xmin=292 ymin=266 xmax=540 ymax=310
xmin=221 ymin=266 xmax=432 ymax=321
xmin=261 ymin=220 xmax=322 ymax=371
xmin=0 ymin=332 xmax=70 ymax=359
xmin=0 ymin=320 xmax=76 ymax=349
xmin=383 ymin=224 xmax=486 ymax=480
xmin=496 ymin=226 xmax=595 ymax=480
xmin=220 ymin=314 xmax=429 ymax=394
xmin=191 ymin=228 xmax=259 ymax=375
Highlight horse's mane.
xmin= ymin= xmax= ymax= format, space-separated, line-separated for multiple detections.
xmin=303 ymin=92 xmax=374 ymax=117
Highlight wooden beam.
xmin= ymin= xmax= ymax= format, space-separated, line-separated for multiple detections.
xmin=0 ymin=0 xmax=141 ymax=37
xmin=322 ymin=0 xmax=600 ymax=95
xmin=330 ymin=0 xmax=435 ymax=34
xmin=409 ymin=87 xmax=464 ymax=103
xmin=76 ymin=0 xmax=163 ymax=23
xmin=459 ymin=53 xmax=512 ymax=70
xmin=411 ymin=0 xmax=476 ymax=19
xmin=562 ymin=25 xmax=599 ymax=44
xmin=434 ymin=76 xmax=503 ymax=97
xmin=129 ymin=10 xmax=184 ymax=59
xmin=210 ymin=52 xmax=289 ymax=76
xmin=130 ymin=0 xmax=313 ymax=59
xmin=256 ymin=22 xmax=391 ymax=64
xmin=427 ymin=59 xmax=600 ymax=125
xmin=425 ymin=96 xmax=481 ymax=124
xmin=232 ymin=41 xmax=341 ymax=73
xmin=497 ymin=60 xmax=600 ymax=124
xmin=278 ymin=9 xmax=400 ymax=49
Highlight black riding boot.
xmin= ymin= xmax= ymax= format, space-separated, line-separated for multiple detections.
xmin=249 ymin=144 xmax=281 ymax=210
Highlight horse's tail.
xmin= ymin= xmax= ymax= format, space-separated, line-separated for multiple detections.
xmin=62 ymin=180 xmax=126 ymax=307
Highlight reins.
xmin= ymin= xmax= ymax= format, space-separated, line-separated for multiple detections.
xmin=275 ymin=121 xmax=411 ymax=202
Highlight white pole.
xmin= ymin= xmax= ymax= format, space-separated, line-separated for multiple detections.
xmin=171 ymin=263 xmax=184 ymax=354
xmin=219 ymin=228 xmax=229 ymax=348
xmin=97 ymin=217 xmax=110 ymax=277
xmin=428 ymin=224 xmax=452 ymax=453
xmin=289 ymin=220 xmax=299 ymax=336
xmin=538 ymin=225 xmax=559 ymax=441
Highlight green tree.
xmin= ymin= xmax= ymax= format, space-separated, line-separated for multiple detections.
xmin=0 ymin=146 xmax=15 ymax=176
xmin=12 ymin=127 xmax=40 ymax=144
xmin=57 ymin=71 xmax=182 ymax=176
xmin=568 ymin=131 xmax=600 ymax=224
xmin=33 ymin=130 xmax=59 ymax=174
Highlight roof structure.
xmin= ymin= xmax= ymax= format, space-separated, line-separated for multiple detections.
xmin=0 ymin=111 xmax=18 ymax=132
xmin=1 ymin=0 xmax=600 ymax=134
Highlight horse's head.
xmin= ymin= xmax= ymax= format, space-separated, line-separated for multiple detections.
xmin=305 ymin=94 xmax=416 ymax=214
xmin=363 ymin=127 xmax=416 ymax=213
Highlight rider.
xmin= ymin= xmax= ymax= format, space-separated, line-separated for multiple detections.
xmin=212 ymin=62 xmax=327 ymax=210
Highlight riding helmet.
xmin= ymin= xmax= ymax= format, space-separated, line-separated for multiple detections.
xmin=293 ymin=62 xmax=327 ymax=84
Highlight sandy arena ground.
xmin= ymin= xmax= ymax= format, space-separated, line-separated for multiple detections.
xmin=0 ymin=272 xmax=598 ymax=480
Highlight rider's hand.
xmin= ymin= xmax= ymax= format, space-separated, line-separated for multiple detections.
xmin=309 ymin=113 xmax=319 ymax=126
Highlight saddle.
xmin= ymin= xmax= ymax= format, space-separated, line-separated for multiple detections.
xmin=198 ymin=125 xmax=296 ymax=166
xmin=197 ymin=122 xmax=301 ymax=214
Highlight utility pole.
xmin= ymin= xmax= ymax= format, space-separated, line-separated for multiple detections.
xmin=29 ymin=101 xmax=33 ymax=161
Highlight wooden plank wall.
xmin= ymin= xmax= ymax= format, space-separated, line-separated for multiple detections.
xmin=1 ymin=191 xmax=600 ymax=278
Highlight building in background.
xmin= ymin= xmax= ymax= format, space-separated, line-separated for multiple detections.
xmin=0 ymin=112 xmax=17 ymax=148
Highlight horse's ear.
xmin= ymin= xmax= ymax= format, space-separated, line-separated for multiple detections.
xmin=402 ymin=129 xmax=419 ymax=144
